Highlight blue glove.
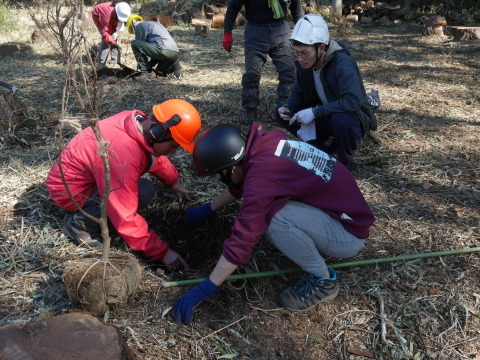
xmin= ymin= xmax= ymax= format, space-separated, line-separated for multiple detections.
xmin=185 ymin=203 xmax=214 ymax=225
xmin=174 ymin=278 xmax=219 ymax=324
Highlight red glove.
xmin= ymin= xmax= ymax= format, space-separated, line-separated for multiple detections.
xmin=222 ymin=33 xmax=233 ymax=52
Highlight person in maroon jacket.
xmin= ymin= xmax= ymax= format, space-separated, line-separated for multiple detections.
xmin=174 ymin=123 xmax=375 ymax=324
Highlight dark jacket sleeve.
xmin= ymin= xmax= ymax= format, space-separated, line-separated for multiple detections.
xmin=224 ymin=0 xmax=245 ymax=33
xmin=285 ymin=63 xmax=319 ymax=113
xmin=312 ymin=53 xmax=366 ymax=118
xmin=134 ymin=23 xmax=148 ymax=42
xmin=290 ymin=0 xmax=303 ymax=23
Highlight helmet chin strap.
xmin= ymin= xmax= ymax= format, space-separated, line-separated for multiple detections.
xmin=310 ymin=44 xmax=327 ymax=70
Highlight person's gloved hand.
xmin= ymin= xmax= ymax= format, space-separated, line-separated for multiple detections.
xmin=185 ymin=203 xmax=214 ymax=225
xmin=162 ymin=249 xmax=189 ymax=271
xmin=175 ymin=278 xmax=219 ymax=324
xmin=222 ymin=33 xmax=233 ymax=52
xmin=289 ymin=108 xmax=315 ymax=125
xmin=297 ymin=122 xmax=317 ymax=142
xmin=112 ymin=43 xmax=122 ymax=51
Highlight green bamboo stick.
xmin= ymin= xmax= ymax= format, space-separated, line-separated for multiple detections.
xmin=161 ymin=247 xmax=480 ymax=288
xmin=188 ymin=63 xmax=244 ymax=66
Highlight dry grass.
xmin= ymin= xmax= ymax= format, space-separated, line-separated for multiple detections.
xmin=1 ymin=5 xmax=479 ymax=360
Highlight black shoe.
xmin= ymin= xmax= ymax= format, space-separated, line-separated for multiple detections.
xmin=278 ymin=268 xmax=339 ymax=311
xmin=173 ymin=61 xmax=183 ymax=79
xmin=135 ymin=71 xmax=156 ymax=80
xmin=62 ymin=216 xmax=103 ymax=248
xmin=244 ymin=108 xmax=257 ymax=125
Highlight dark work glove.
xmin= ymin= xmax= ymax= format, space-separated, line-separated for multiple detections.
xmin=174 ymin=278 xmax=219 ymax=324
xmin=112 ymin=43 xmax=122 ymax=51
xmin=185 ymin=203 xmax=214 ymax=225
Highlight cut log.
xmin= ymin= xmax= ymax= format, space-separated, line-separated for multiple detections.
xmin=389 ymin=9 xmax=406 ymax=21
xmin=195 ymin=25 xmax=210 ymax=37
xmin=377 ymin=15 xmax=393 ymax=26
xmin=0 ymin=312 xmax=139 ymax=360
xmin=0 ymin=88 xmax=28 ymax=130
xmin=360 ymin=16 xmax=372 ymax=24
xmin=157 ymin=14 xmax=174 ymax=27
xmin=346 ymin=14 xmax=358 ymax=23
xmin=423 ymin=25 xmax=445 ymax=36
xmin=212 ymin=13 xmax=225 ymax=29
xmin=191 ymin=18 xmax=212 ymax=27
xmin=449 ymin=26 xmax=480 ymax=41
xmin=205 ymin=4 xmax=227 ymax=14
xmin=140 ymin=13 xmax=156 ymax=22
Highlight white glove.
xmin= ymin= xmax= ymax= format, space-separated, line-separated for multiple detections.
xmin=297 ymin=122 xmax=317 ymax=142
xmin=289 ymin=108 xmax=315 ymax=125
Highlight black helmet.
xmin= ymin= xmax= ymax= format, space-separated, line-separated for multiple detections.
xmin=193 ymin=124 xmax=247 ymax=176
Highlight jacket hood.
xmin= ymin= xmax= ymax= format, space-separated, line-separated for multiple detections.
xmin=121 ymin=110 xmax=155 ymax=155
xmin=324 ymin=40 xmax=350 ymax=64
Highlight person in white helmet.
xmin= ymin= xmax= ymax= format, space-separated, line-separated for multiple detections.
xmin=276 ymin=14 xmax=377 ymax=171
xmin=92 ymin=1 xmax=131 ymax=67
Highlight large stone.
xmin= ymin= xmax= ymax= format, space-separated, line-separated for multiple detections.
xmin=0 ymin=312 xmax=139 ymax=360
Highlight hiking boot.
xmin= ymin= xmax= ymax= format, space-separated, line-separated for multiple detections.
xmin=135 ymin=71 xmax=156 ymax=80
xmin=173 ymin=61 xmax=183 ymax=79
xmin=278 ymin=268 xmax=339 ymax=312
xmin=62 ymin=216 xmax=103 ymax=249
xmin=244 ymin=108 xmax=257 ymax=125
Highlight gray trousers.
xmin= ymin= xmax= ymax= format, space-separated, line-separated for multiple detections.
xmin=266 ymin=201 xmax=365 ymax=277
xmin=242 ymin=21 xmax=296 ymax=109
xmin=70 ymin=178 xmax=154 ymax=237
xmin=98 ymin=29 xmax=118 ymax=65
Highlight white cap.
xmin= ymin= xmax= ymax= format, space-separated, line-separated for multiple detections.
xmin=290 ymin=14 xmax=329 ymax=45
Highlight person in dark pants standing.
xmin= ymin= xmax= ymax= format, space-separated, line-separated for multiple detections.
xmin=222 ymin=0 xmax=302 ymax=125
xmin=276 ymin=15 xmax=377 ymax=171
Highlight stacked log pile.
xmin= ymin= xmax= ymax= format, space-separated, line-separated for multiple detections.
xmin=342 ymin=1 xmax=406 ymax=25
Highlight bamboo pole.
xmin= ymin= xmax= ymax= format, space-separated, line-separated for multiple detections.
xmin=161 ymin=247 xmax=480 ymax=288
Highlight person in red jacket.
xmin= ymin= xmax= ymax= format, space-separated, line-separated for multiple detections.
xmin=91 ymin=1 xmax=131 ymax=67
xmin=175 ymin=123 xmax=375 ymax=324
xmin=46 ymin=99 xmax=201 ymax=269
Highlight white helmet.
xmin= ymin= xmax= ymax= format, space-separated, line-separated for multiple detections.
xmin=290 ymin=15 xmax=329 ymax=45
xmin=115 ymin=2 xmax=131 ymax=31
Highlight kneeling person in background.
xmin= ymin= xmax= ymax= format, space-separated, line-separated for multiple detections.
xmin=127 ymin=14 xmax=182 ymax=80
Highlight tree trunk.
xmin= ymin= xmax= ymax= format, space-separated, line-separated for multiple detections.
xmin=332 ymin=0 xmax=342 ymax=17
xmin=0 ymin=89 xmax=28 ymax=130
xmin=403 ymin=0 xmax=412 ymax=10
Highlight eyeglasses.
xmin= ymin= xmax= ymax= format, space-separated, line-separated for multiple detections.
xmin=294 ymin=50 xmax=313 ymax=60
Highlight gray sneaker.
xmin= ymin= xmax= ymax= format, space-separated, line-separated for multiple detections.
xmin=278 ymin=268 xmax=339 ymax=311
xmin=62 ymin=216 xmax=103 ymax=249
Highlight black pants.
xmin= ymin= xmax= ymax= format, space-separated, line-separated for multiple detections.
xmin=70 ymin=178 xmax=155 ymax=237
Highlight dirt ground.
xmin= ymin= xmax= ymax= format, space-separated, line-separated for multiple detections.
xmin=0 ymin=5 xmax=479 ymax=360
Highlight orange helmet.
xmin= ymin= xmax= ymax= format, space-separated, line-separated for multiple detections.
xmin=152 ymin=99 xmax=201 ymax=153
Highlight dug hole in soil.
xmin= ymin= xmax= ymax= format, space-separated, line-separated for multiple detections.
xmin=63 ymin=252 xmax=142 ymax=316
